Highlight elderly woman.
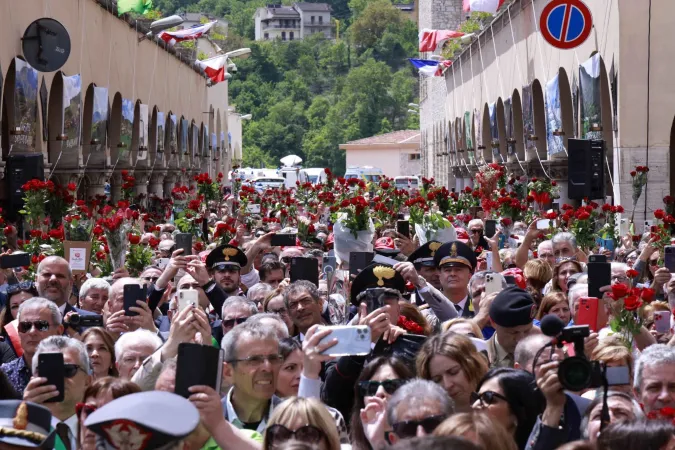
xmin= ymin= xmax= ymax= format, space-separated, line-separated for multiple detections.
xmin=78 ymin=278 xmax=111 ymax=315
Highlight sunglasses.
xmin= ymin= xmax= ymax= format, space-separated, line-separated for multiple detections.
xmin=470 ymin=390 xmax=508 ymax=406
xmin=37 ymin=363 xmax=85 ymax=379
xmin=76 ymin=403 xmax=97 ymax=417
xmin=391 ymin=415 xmax=446 ymax=438
xmin=266 ymin=424 xmax=325 ymax=447
xmin=142 ymin=276 xmax=160 ymax=283
xmin=469 ymin=229 xmax=483 ymax=234
xmin=358 ymin=379 xmax=406 ymax=397
xmin=18 ymin=320 xmax=50 ymax=333
xmin=222 ymin=317 xmax=248 ymax=328
xmin=7 ymin=281 xmax=36 ymax=295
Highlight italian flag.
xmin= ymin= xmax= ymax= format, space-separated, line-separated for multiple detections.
xmin=196 ymin=55 xmax=228 ymax=84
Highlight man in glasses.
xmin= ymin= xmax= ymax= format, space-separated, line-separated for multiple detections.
xmin=23 ymin=336 xmax=91 ymax=450
xmin=0 ymin=298 xmax=63 ymax=395
xmin=283 ymin=281 xmax=326 ymax=340
xmin=221 ymin=321 xmax=284 ymax=434
xmin=467 ymin=219 xmax=489 ymax=256
xmin=221 ymin=296 xmax=258 ymax=337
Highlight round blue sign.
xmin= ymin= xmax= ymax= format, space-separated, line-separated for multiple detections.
xmin=540 ymin=0 xmax=593 ymax=50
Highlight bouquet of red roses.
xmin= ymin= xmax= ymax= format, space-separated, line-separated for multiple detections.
xmin=606 ymin=277 xmax=655 ymax=347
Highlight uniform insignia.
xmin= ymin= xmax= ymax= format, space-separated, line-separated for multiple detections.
xmin=373 ymin=266 xmax=395 ymax=287
xmin=429 ymin=242 xmax=441 ymax=256
xmin=222 ymin=247 xmax=238 ymax=261
xmin=450 ymin=243 xmax=458 ymax=258
xmin=12 ymin=402 xmax=28 ymax=430
xmin=103 ymin=420 xmax=152 ymax=450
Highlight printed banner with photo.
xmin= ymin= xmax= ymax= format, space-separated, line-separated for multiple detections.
xmin=203 ymin=125 xmax=209 ymax=157
xmin=13 ymin=57 xmax=38 ymax=150
xmin=521 ymin=84 xmax=535 ymax=153
xmin=62 ymin=74 xmax=81 ymax=151
xmin=170 ymin=114 xmax=178 ymax=153
xmin=503 ymin=97 xmax=514 ymax=155
xmin=489 ymin=102 xmax=499 ymax=160
xmin=220 ymin=131 xmax=226 ymax=156
xmin=211 ymin=132 xmax=217 ymax=155
xmin=180 ymin=118 xmax=188 ymax=155
xmin=91 ymin=86 xmax=108 ymax=150
xmin=473 ymin=107 xmax=482 ymax=148
xmin=138 ymin=104 xmax=149 ymax=160
xmin=40 ymin=79 xmax=48 ymax=142
xmin=545 ymin=74 xmax=565 ymax=157
xmin=119 ymin=98 xmax=134 ymax=162
xmin=156 ymin=112 xmax=164 ymax=162
xmin=571 ymin=71 xmax=579 ymax=138
xmin=191 ymin=123 xmax=199 ymax=160
xmin=464 ymin=111 xmax=472 ymax=150
xmin=579 ymin=53 xmax=602 ymax=139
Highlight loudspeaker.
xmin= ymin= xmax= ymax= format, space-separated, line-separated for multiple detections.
xmin=568 ymin=139 xmax=605 ymax=201
xmin=5 ymin=154 xmax=44 ymax=221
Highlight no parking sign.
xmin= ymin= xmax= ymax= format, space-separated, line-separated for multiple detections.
xmin=540 ymin=0 xmax=593 ymax=50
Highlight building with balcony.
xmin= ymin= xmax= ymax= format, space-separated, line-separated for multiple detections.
xmin=340 ymin=130 xmax=421 ymax=178
xmin=254 ymin=3 xmax=333 ymax=41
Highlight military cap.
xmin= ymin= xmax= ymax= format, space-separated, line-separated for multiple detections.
xmin=205 ymin=244 xmax=247 ymax=271
xmin=84 ymin=391 xmax=199 ymax=450
xmin=0 ymin=401 xmax=55 ymax=448
xmin=374 ymin=237 xmax=400 ymax=256
xmin=407 ymin=240 xmax=442 ymax=267
xmin=489 ymin=286 xmax=536 ymax=328
xmin=350 ymin=263 xmax=406 ymax=305
xmin=433 ymin=240 xmax=477 ymax=271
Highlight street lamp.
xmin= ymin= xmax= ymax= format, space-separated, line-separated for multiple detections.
xmin=139 ymin=15 xmax=184 ymax=42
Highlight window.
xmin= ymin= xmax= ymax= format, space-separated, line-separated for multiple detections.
xmin=311 ymin=16 xmax=315 ymax=23
xmin=319 ymin=16 xmax=323 ymax=24
xmin=281 ymin=31 xmax=286 ymax=40
xmin=289 ymin=31 xmax=294 ymax=40
xmin=409 ymin=153 xmax=421 ymax=160
xmin=264 ymin=33 xmax=269 ymax=39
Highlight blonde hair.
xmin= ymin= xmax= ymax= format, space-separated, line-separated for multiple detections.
xmin=434 ymin=411 xmax=518 ymax=450
xmin=442 ymin=318 xmax=483 ymax=338
xmin=417 ymin=331 xmax=488 ymax=388
xmin=264 ymin=397 xmax=340 ymax=450
xmin=591 ymin=340 xmax=634 ymax=377
xmin=524 ymin=259 xmax=553 ymax=290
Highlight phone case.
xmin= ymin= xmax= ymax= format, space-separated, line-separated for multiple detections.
xmin=175 ymin=233 xmax=193 ymax=256
xmin=319 ymin=326 xmax=372 ymax=356
xmin=38 ymin=353 xmax=64 ymax=403
xmin=485 ymin=220 xmax=496 ymax=238
xmin=178 ymin=290 xmax=199 ymax=311
xmin=349 ymin=252 xmax=374 ymax=277
xmin=577 ymin=297 xmax=599 ymax=332
xmin=665 ymin=246 xmax=675 ymax=273
xmin=290 ymin=258 xmax=319 ymax=286
xmin=396 ymin=220 xmax=410 ymax=238
xmin=175 ymin=343 xmax=224 ymax=398
xmin=587 ymin=261 xmax=611 ymax=299
xmin=123 ymin=284 xmax=145 ymax=317
xmin=484 ymin=272 xmax=505 ymax=295
xmin=271 ymin=234 xmax=297 ymax=247
xmin=654 ymin=311 xmax=671 ymax=333
xmin=0 ymin=253 xmax=31 ymax=269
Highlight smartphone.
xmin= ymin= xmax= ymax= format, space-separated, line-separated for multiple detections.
xmin=175 ymin=233 xmax=192 ymax=256
xmin=654 ymin=311 xmax=672 ymax=333
xmin=157 ymin=258 xmax=170 ymax=270
xmin=485 ymin=251 xmax=493 ymax=271
xmin=0 ymin=252 xmax=31 ymax=269
xmin=289 ymin=257 xmax=319 ymax=286
xmin=504 ymin=275 xmax=516 ymax=286
xmin=606 ymin=366 xmax=631 ymax=386
xmin=178 ymin=289 xmax=199 ymax=311
xmin=577 ymin=297 xmax=600 ymax=332
xmin=603 ymin=239 xmax=615 ymax=252
xmin=484 ymin=272 xmax=505 ymax=295
xmin=587 ymin=256 xmax=610 ymax=299
xmin=270 ymin=234 xmax=297 ymax=247
xmin=38 ymin=353 xmax=64 ymax=403
xmin=123 ymin=284 xmax=146 ymax=317
xmin=349 ymin=252 xmax=374 ymax=278
xmin=246 ymin=204 xmax=261 ymax=214
xmin=619 ymin=218 xmax=629 ymax=237
xmin=396 ymin=220 xmax=410 ymax=239
xmin=665 ymin=246 xmax=675 ymax=273
xmin=174 ymin=343 xmax=224 ymax=398
xmin=318 ymin=325 xmax=372 ymax=356
xmin=643 ymin=220 xmax=654 ymax=234
xmin=536 ymin=219 xmax=551 ymax=230
xmin=323 ymin=255 xmax=337 ymax=275
xmin=485 ymin=219 xmax=497 ymax=238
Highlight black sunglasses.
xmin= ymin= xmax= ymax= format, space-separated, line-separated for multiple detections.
xmin=64 ymin=363 xmax=86 ymax=378
xmin=265 ymin=424 xmax=325 ymax=446
xmin=18 ymin=320 xmax=50 ymax=333
xmin=358 ymin=379 xmax=406 ymax=397
xmin=7 ymin=281 xmax=36 ymax=296
xmin=391 ymin=415 xmax=446 ymax=438
xmin=470 ymin=390 xmax=508 ymax=406
xmin=222 ymin=317 xmax=248 ymax=328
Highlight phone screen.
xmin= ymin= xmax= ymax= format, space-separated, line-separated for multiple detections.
xmin=485 ymin=220 xmax=496 ymax=238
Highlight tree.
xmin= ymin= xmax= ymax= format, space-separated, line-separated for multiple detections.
xmin=350 ymin=0 xmax=403 ymax=49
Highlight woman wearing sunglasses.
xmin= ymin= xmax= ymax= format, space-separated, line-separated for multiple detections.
xmin=77 ymin=376 xmax=140 ymax=450
xmin=0 ymin=281 xmax=38 ymax=362
xmin=416 ymin=331 xmax=488 ymax=412
xmin=350 ymin=356 xmax=413 ymax=450
xmin=264 ymin=397 xmax=341 ymax=450
xmin=471 ymin=368 xmax=544 ymax=450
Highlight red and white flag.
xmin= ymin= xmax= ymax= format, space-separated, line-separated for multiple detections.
xmin=463 ymin=0 xmax=505 ymax=13
xmin=158 ymin=21 xmax=216 ymax=46
xmin=419 ymin=29 xmax=465 ymax=52
xmin=196 ymin=55 xmax=228 ymax=84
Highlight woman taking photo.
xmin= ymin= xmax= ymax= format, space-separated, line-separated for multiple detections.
xmin=417 ymin=331 xmax=488 ymax=412
xmin=81 ymin=328 xmax=118 ymax=379
xmin=264 ymin=397 xmax=341 ymax=450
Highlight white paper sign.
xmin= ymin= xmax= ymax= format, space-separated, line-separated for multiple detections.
xmin=69 ymin=248 xmax=87 ymax=271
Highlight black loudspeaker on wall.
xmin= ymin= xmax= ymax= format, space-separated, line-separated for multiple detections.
xmin=5 ymin=154 xmax=44 ymax=222
xmin=568 ymin=139 xmax=605 ymax=201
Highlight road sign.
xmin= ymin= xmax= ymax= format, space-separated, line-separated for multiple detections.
xmin=540 ymin=0 xmax=593 ymax=50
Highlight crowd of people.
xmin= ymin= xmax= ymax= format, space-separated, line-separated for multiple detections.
xmin=0 ymin=177 xmax=675 ymax=450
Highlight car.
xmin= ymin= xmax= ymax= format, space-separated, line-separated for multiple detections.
xmin=251 ymin=176 xmax=285 ymax=193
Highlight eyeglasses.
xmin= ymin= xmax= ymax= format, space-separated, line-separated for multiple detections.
xmin=222 ymin=317 xmax=248 ymax=328
xmin=391 ymin=415 xmax=446 ymax=438
xmin=76 ymin=403 xmax=97 ymax=417
xmin=142 ymin=276 xmax=160 ymax=283
xmin=358 ymin=379 xmax=406 ymax=397
xmin=18 ymin=320 xmax=50 ymax=333
xmin=611 ymin=275 xmax=630 ymax=283
xmin=469 ymin=229 xmax=483 ymax=234
xmin=266 ymin=424 xmax=325 ymax=447
xmin=64 ymin=364 xmax=87 ymax=378
xmin=470 ymin=390 xmax=508 ymax=406
xmin=7 ymin=281 xmax=36 ymax=295
xmin=228 ymin=354 xmax=283 ymax=367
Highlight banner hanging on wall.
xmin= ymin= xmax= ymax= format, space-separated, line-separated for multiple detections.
xmin=503 ymin=97 xmax=514 ymax=156
xmin=579 ymin=53 xmax=601 ymax=139
xmin=13 ymin=57 xmax=38 ymax=150
xmin=545 ymin=74 xmax=565 ymax=157
xmin=521 ymin=84 xmax=535 ymax=155
xmin=138 ymin=104 xmax=149 ymax=160
xmin=62 ymin=74 xmax=81 ymax=150
xmin=119 ymin=98 xmax=134 ymax=161
xmin=156 ymin=111 xmax=165 ymax=163
xmin=91 ymin=86 xmax=108 ymax=150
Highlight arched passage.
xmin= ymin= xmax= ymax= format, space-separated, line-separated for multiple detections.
xmin=47 ymin=72 xmax=65 ymax=164
xmin=532 ymin=79 xmax=548 ymax=160
xmin=512 ymin=89 xmax=525 ymax=161
xmin=109 ymin=93 xmax=123 ymax=167
xmin=558 ymin=68 xmax=574 ymax=153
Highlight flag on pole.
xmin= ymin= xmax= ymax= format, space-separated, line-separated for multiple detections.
xmin=464 ymin=0 xmax=505 ymax=13
xmin=419 ymin=29 xmax=466 ymax=52
xmin=157 ymin=21 xmax=216 ymax=46
xmin=196 ymin=55 xmax=228 ymax=84
xmin=409 ymin=59 xmax=452 ymax=77
xmin=117 ymin=0 xmax=153 ymax=15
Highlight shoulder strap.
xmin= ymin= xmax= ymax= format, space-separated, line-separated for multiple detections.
xmin=5 ymin=320 xmax=23 ymax=358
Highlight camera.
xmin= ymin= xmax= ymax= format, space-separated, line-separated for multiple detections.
xmin=67 ymin=314 xmax=104 ymax=328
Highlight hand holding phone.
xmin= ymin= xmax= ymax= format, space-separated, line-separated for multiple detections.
xmin=270 ymin=234 xmax=297 ymax=247
xmin=396 ymin=220 xmax=410 ymax=239
xmin=178 ymin=289 xmax=199 ymax=311
xmin=123 ymin=284 xmax=146 ymax=317
xmin=576 ymin=297 xmax=599 ymax=332
xmin=318 ymin=326 xmax=371 ymax=356
xmin=175 ymin=233 xmax=193 ymax=256
xmin=654 ymin=311 xmax=672 ymax=333
xmin=38 ymin=353 xmax=64 ymax=403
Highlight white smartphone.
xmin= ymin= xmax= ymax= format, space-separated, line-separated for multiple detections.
xmin=536 ymin=219 xmax=551 ymax=230
xmin=177 ymin=289 xmax=199 ymax=311
xmin=319 ymin=325 xmax=371 ymax=356
xmin=157 ymin=258 xmax=170 ymax=270
xmin=654 ymin=311 xmax=672 ymax=333
xmin=619 ymin=218 xmax=628 ymax=237
xmin=643 ymin=220 xmax=654 ymax=234
xmin=484 ymin=272 xmax=506 ymax=296
xmin=485 ymin=251 xmax=493 ymax=271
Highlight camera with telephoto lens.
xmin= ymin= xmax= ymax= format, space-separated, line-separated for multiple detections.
xmin=67 ymin=314 xmax=104 ymax=328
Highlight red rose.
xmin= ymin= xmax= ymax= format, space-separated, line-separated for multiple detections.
xmin=340 ymin=199 xmax=350 ymax=208
xmin=531 ymin=177 xmax=538 ymax=183
xmin=611 ymin=283 xmax=630 ymax=299
xmin=551 ymin=180 xmax=557 ymax=186
xmin=577 ymin=211 xmax=591 ymax=220
xmin=3 ymin=226 xmax=14 ymax=236
xmin=93 ymin=225 xmax=104 ymax=236
xmin=128 ymin=234 xmax=141 ymax=245
xmin=655 ymin=209 xmax=666 ymax=220
xmin=67 ymin=182 xmax=76 ymax=191
xmin=631 ymin=171 xmax=637 ymax=177
xmin=626 ymin=268 xmax=639 ymax=278
xmin=148 ymin=237 xmax=160 ymax=248
xmin=623 ymin=295 xmax=642 ymax=311
xmin=641 ymin=288 xmax=656 ymax=303
xmin=501 ymin=218 xmax=512 ymax=227
xmin=602 ymin=204 xmax=612 ymax=212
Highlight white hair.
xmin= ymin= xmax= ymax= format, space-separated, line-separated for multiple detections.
xmin=79 ymin=278 xmax=111 ymax=300
xmin=611 ymin=262 xmax=629 ymax=275
xmin=246 ymin=313 xmax=289 ymax=339
xmin=634 ymin=344 xmax=675 ymax=391
xmin=221 ymin=296 xmax=258 ymax=318
xmin=567 ymin=283 xmax=588 ymax=311
xmin=552 ymin=232 xmax=577 ymax=250
xmin=467 ymin=219 xmax=483 ymax=230
xmin=33 ymin=336 xmax=90 ymax=375
xmin=110 ymin=278 xmax=143 ymax=298
xmin=537 ymin=240 xmax=553 ymax=253
xmin=387 ymin=379 xmax=454 ymax=425
xmin=247 ymin=283 xmax=273 ymax=302
xmin=114 ymin=329 xmax=162 ymax=361
xmin=17 ymin=297 xmax=62 ymax=325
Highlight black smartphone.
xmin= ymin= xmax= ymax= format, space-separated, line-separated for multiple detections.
xmin=271 ymin=234 xmax=297 ymax=247
xmin=0 ymin=253 xmax=31 ymax=269
xmin=175 ymin=343 xmax=224 ymax=398
xmin=665 ymin=246 xmax=675 ymax=273
xmin=175 ymin=233 xmax=192 ymax=256
xmin=485 ymin=219 xmax=497 ymax=238
xmin=290 ymin=257 xmax=319 ymax=286
xmin=349 ymin=252 xmax=374 ymax=278
xmin=123 ymin=284 xmax=146 ymax=317
xmin=363 ymin=289 xmax=385 ymax=314
xmin=397 ymin=213 xmax=405 ymax=220
xmin=38 ymin=353 xmax=64 ymax=403
xmin=587 ymin=255 xmax=611 ymax=299
xmin=396 ymin=220 xmax=410 ymax=239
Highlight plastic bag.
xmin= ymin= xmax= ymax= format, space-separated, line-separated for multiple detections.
xmin=334 ymin=218 xmax=375 ymax=265
xmin=414 ymin=223 xmax=457 ymax=245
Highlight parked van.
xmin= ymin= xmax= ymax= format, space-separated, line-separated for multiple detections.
xmin=344 ymin=166 xmax=384 ymax=183
xmin=394 ymin=176 xmax=420 ymax=194
xmin=251 ymin=176 xmax=285 ymax=193
xmin=303 ymin=168 xmax=328 ymax=184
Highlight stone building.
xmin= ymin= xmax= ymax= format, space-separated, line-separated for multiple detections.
xmin=0 ymin=0 xmax=234 ymax=209
xmin=339 ymin=130 xmax=421 ymax=178
xmin=419 ymin=0 xmax=675 ymax=224
xmin=254 ymin=3 xmax=333 ymax=42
